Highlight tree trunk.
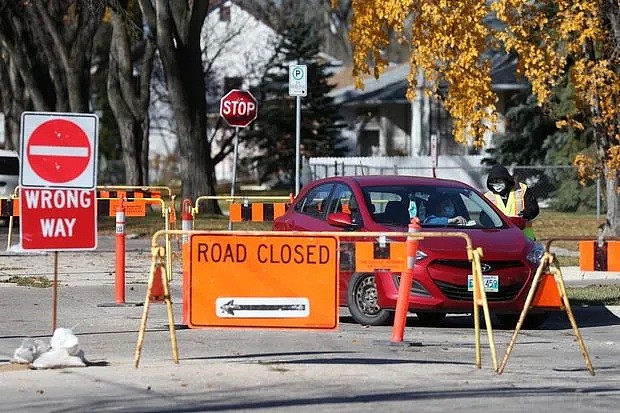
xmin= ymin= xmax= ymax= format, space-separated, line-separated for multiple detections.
xmin=106 ymin=5 xmax=155 ymax=186
xmin=144 ymin=0 xmax=220 ymax=212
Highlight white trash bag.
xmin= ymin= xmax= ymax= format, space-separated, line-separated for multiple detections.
xmin=11 ymin=338 xmax=50 ymax=364
xmin=50 ymin=327 xmax=81 ymax=355
xmin=30 ymin=327 xmax=87 ymax=369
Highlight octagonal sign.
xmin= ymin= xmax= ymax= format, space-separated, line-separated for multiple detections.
xmin=220 ymin=89 xmax=258 ymax=128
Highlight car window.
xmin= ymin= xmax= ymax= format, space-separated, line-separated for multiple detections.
xmin=362 ymin=184 xmax=506 ymax=228
xmin=326 ymin=183 xmax=354 ymax=215
xmin=365 ymin=191 xmax=408 ymax=225
xmin=295 ymin=183 xmax=334 ymax=219
xmin=0 ymin=154 xmax=19 ymax=175
xmin=0 ymin=151 xmax=19 ymax=197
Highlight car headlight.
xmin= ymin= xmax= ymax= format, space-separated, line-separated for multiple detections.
xmin=526 ymin=242 xmax=545 ymax=265
xmin=416 ymin=250 xmax=428 ymax=261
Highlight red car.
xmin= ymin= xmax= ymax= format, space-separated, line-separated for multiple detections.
xmin=273 ymin=175 xmax=547 ymax=328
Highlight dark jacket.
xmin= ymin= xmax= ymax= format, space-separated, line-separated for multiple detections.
xmin=486 ymin=165 xmax=539 ymax=221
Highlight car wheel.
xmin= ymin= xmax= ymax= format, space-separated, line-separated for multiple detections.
xmin=496 ymin=312 xmax=550 ymax=329
xmin=347 ymin=272 xmax=393 ymax=326
xmin=415 ymin=312 xmax=446 ymax=326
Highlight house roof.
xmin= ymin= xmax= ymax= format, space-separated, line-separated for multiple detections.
xmin=329 ymin=53 xmax=529 ymax=105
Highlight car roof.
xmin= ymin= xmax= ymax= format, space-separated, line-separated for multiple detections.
xmin=315 ymin=175 xmax=471 ymax=189
xmin=0 ymin=149 xmax=19 ymax=157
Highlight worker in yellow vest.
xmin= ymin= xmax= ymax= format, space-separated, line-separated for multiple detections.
xmin=484 ymin=165 xmax=539 ymax=240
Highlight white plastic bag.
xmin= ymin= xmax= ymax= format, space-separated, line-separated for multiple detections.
xmin=31 ymin=328 xmax=86 ymax=369
xmin=11 ymin=338 xmax=50 ymax=364
xmin=50 ymin=327 xmax=80 ymax=356
xmin=32 ymin=348 xmax=86 ymax=369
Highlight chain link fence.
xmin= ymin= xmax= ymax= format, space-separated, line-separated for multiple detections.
xmin=308 ymin=160 xmax=604 ymax=217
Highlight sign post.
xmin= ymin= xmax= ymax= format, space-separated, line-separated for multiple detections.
xmin=289 ymin=64 xmax=307 ymax=195
xmin=430 ymin=134 xmax=438 ymax=178
xmin=19 ymin=111 xmax=99 ymax=331
xmin=19 ymin=112 xmax=99 ymax=251
xmin=220 ymin=89 xmax=258 ymax=230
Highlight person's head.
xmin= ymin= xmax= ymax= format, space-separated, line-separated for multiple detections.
xmin=438 ymin=198 xmax=456 ymax=218
xmin=430 ymin=194 xmax=456 ymax=218
xmin=486 ymin=165 xmax=514 ymax=195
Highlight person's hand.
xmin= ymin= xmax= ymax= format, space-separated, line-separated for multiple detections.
xmin=448 ymin=216 xmax=467 ymax=225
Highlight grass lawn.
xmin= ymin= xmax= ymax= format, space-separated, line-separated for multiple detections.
xmin=534 ymin=209 xmax=605 ymax=266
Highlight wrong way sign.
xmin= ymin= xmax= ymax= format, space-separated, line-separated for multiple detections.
xmin=20 ymin=188 xmax=97 ymax=251
xmin=20 ymin=112 xmax=98 ymax=189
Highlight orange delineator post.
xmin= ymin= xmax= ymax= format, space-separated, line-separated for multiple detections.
xmin=115 ymin=199 xmax=126 ymax=304
xmin=181 ymin=199 xmax=193 ymax=324
xmin=391 ymin=217 xmax=421 ymax=342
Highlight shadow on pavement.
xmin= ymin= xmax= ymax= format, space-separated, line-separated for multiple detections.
xmin=339 ymin=305 xmax=620 ymax=330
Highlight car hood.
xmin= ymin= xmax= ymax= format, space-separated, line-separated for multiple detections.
xmin=417 ymin=227 xmax=528 ymax=260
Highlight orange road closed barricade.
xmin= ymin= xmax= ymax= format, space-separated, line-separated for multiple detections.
xmin=188 ymin=233 xmax=339 ymax=329
xmin=229 ymin=202 xmax=288 ymax=222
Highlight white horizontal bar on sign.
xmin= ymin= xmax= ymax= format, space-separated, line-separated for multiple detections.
xmin=29 ymin=145 xmax=89 ymax=157
xmin=216 ymin=297 xmax=310 ymax=318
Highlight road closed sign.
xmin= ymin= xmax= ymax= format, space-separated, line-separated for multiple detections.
xmin=20 ymin=112 xmax=98 ymax=189
xmin=189 ymin=234 xmax=338 ymax=329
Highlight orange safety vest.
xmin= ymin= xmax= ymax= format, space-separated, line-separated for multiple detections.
xmin=485 ymin=182 xmax=536 ymax=240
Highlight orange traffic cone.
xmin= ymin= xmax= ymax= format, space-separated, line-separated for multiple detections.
xmin=150 ymin=266 xmax=165 ymax=303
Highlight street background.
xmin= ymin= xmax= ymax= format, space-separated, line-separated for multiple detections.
xmin=1 ymin=234 xmax=620 ymax=412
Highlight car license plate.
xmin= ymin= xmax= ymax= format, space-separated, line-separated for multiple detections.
xmin=467 ymin=274 xmax=499 ymax=293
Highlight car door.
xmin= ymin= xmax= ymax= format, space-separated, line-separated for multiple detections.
xmin=286 ymin=183 xmax=335 ymax=231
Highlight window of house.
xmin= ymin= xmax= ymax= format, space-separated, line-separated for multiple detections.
xmin=219 ymin=4 xmax=231 ymax=22
xmin=224 ymin=76 xmax=242 ymax=91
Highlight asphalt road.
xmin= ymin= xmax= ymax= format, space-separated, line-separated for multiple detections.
xmin=1 ymin=231 xmax=620 ymax=412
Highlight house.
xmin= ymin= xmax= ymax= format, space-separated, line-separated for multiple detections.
xmin=327 ymin=53 xmax=528 ymax=158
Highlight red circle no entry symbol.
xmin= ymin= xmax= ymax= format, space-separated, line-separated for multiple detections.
xmin=27 ymin=119 xmax=91 ymax=183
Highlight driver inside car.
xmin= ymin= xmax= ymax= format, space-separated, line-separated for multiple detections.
xmin=423 ymin=196 xmax=467 ymax=225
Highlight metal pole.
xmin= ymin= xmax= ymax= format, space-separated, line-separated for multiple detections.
xmin=596 ymin=177 xmax=600 ymax=221
xmin=229 ymin=127 xmax=239 ymax=231
xmin=295 ymin=95 xmax=301 ymax=195
xmin=53 ymin=251 xmax=58 ymax=333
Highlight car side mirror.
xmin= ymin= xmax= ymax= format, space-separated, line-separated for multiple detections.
xmin=509 ymin=216 xmax=527 ymax=229
xmin=327 ymin=212 xmax=357 ymax=228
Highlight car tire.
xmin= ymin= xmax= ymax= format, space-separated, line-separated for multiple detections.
xmin=347 ymin=272 xmax=394 ymax=326
xmin=496 ymin=312 xmax=550 ymax=329
xmin=415 ymin=312 xmax=446 ymax=326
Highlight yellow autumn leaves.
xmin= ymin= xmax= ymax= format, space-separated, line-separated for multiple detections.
xmin=340 ymin=0 xmax=619 ymax=176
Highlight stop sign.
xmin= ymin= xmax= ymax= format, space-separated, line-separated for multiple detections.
xmin=220 ymin=89 xmax=258 ymax=128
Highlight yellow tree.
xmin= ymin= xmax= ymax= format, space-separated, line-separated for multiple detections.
xmin=342 ymin=0 xmax=620 ymax=236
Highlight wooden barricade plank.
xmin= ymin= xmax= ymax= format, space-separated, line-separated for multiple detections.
xmin=228 ymin=202 xmax=289 ymax=223
xmin=229 ymin=203 xmax=242 ymax=222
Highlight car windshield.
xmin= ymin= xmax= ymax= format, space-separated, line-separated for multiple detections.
xmin=361 ymin=185 xmax=505 ymax=229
